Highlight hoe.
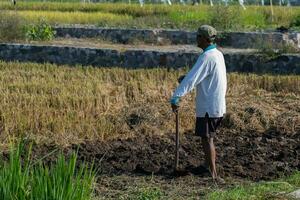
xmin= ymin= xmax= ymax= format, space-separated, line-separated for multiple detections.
xmin=172 ymin=75 xmax=189 ymax=176
xmin=173 ymin=108 xmax=189 ymax=176
xmin=174 ymin=109 xmax=179 ymax=171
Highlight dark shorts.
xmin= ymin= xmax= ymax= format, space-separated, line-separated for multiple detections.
xmin=195 ymin=113 xmax=223 ymax=138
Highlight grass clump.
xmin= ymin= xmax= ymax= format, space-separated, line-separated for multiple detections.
xmin=25 ymin=18 xmax=55 ymax=41
xmin=209 ymin=6 xmax=243 ymax=30
xmin=207 ymin=171 xmax=300 ymax=200
xmin=285 ymin=171 xmax=300 ymax=187
xmin=30 ymin=153 xmax=95 ymax=200
xmin=0 ymin=141 xmax=31 ymax=199
xmin=0 ymin=140 xmax=95 ymax=200
xmin=241 ymin=8 xmax=267 ymax=29
xmin=207 ymin=182 xmax=294 ymax=199
xmin=136 ymin=187 xmax=163 ymax=200
xmin=290 ymin=13 xmax=300 ymax=27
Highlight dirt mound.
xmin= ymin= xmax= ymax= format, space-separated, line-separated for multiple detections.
xmin=70 ymin=130 xmax=300 ymax=181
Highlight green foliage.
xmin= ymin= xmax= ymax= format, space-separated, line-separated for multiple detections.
xmin=136 ymin=187 xmax=163 ymax=200
xmin=0 ymin=11 xmax=25 ymax=41
xmin=168 ymin=10 xmax=208 ymax=29
xmin=207 ymin=171 xmax=300 ymax=200
xmin=0 ymin=2 xmax=300 ymax=31
xmin=25 ymin=19 xmax=55 ymax=41
xmin=285 ymin=171 xmax=300 ymax=187
xmin=0 ymin=140 xmax=95 ymax=200
xmin=170 ymin=11 xmax=207 ymax=21
xmin=30 ymin=153 xmax=95 ymax=200
xmin=291 ymin=14 xmax=300 ymax=27
xmin=0 ymin=141 xmax=32 ymax=200
xmin=207 ymin=181 xmax=295 ymax=200
xmin=209 ymin=6 xmax=243 ymax=30
xmin=241 ymin=9 xmax=267 ymax=29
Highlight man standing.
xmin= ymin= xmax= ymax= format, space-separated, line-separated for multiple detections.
xmin=170 ymin=25 xmax=227 ymax=182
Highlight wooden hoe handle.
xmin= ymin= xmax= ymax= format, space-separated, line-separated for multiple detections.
xmin=175 ymin=110 xmax=179 ymax=170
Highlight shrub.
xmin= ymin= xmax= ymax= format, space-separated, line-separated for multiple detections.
xmin=290 ymin=14 xmax=300 ymax=27
xmin=241 ymin=8 xmax=267 ymax=29
xmin=209 ymin=6 xmax=243 ymax=31
xmin=25 ymin=19 xmax=55 ymax=41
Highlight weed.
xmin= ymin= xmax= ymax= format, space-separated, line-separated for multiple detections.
xmin=290 ymin=13 xmax=300 ymax=27
xmin=209 ymin=6 xmax=243 ymax=30
xmin=135 ymin=187 xmax=163 ymax=200
xmin=285 ymin=171 xmax=300 ymax=187
xmin=206 ymin=171 xmax=300 ymax=200
xmin=25 ymin=18 xmax=55 ymax=41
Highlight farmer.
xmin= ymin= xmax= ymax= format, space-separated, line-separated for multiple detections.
xmin=170 ymin=25 xmax=227 ymax=182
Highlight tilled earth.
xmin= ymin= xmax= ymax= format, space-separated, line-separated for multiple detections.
xmin=59 ymin=129 xmax=300 ymax=181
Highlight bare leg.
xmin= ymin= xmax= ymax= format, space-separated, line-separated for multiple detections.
xmin=202 ymin=137 xmax=217 ymax=179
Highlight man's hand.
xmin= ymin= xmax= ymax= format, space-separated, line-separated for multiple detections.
xmin=170 ymin=96 xmax=180 ymax=113
xmin=172 ymin=104 xmax=179 ymax=113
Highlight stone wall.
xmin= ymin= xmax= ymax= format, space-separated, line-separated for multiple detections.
xmin=1 ymin=43 xmax=299 ymax=74
xmin=54 ymin=26 xmax=300 ymax=49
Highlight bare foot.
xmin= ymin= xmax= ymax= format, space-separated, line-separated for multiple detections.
xmin=213 ymin=177 xmax=226 ymax=185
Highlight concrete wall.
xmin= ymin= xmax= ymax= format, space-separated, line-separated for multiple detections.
xmin=54 ymin=26 xmax=300 ymax=49
xmin=1 ymin=43 xmax=299 ymax=74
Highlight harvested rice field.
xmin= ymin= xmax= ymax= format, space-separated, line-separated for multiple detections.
xmin=0 ymin=61 xmax=299 ymax=199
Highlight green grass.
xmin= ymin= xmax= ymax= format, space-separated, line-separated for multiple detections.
xmin=0 ymin=2 xmax=175 ymax=16
xmin=0 ymin=2 xmax=300 ymax=30
xmin=18 ymin=10 xmax=133 ymax=25
xmin=135 ymin=187 xmax=163 ymax=200
xmin=0 ymin=140 xmax=95 ymax=200
xmin=207 ymin=172 xmax=300 ymax=200
xmin=284 ymin=171 xmax=300 ymax=188
xmin=101 ymin=173 xmax=300 ymax=199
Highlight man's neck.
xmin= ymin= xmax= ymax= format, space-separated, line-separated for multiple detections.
xmin=202 ymin=43 xmax=211 ymax=50
xmin=203 ymin=43 xmax=216 ymax=52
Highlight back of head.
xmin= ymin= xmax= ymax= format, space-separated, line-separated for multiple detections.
xmin=197 ymin=25 xmax=217 ymax=43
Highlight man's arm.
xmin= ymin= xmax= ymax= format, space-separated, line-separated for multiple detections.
xmin=171 ymin=55 xmax=211 ymax=99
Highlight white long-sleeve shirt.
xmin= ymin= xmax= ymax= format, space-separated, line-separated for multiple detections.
xmin=171 ymin=47 xmax=227 ymax=118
